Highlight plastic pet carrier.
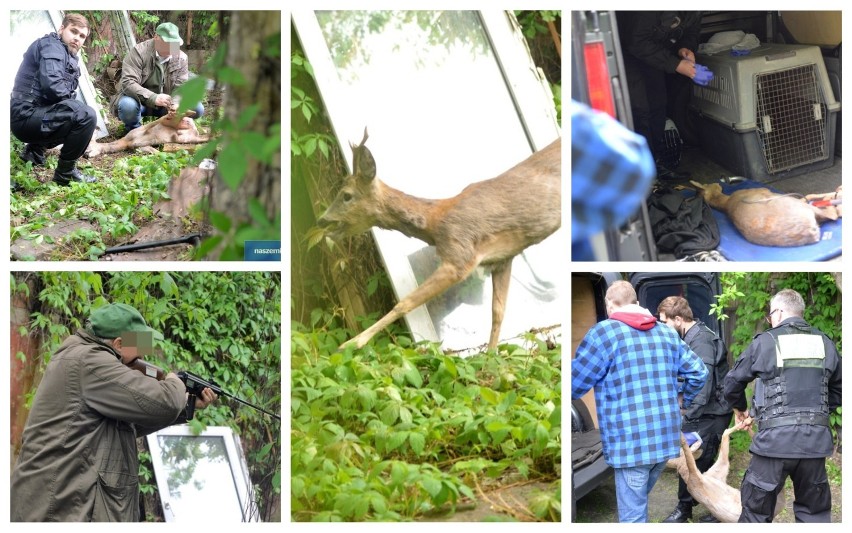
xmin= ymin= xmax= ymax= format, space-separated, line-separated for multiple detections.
xmin=690 ymin=44 xmax=840 ymax=182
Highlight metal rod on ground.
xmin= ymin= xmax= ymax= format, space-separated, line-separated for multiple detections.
xmin=102 ymin=233 xmax=203 ymax=255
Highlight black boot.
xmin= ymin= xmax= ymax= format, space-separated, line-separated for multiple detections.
xmin=662 ymin=502 xmax=693 ymax=523
xmin=21 ymin=144 xmax=46 ymax=166
xmin=53 ymin=158 xmax=97 ymax=186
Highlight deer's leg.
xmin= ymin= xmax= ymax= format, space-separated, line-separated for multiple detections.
xmin=342 ymin=260 xmax=476 ymax=349
xmin=488 ymin=260 xmax=512 ymax=350
xmin=706 ymin=426 xmax=735 ymax=482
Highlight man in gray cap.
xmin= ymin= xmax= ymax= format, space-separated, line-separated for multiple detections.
xmin=114 ymin=21 xmax=205 ymax=132
xmin=11 ymin=302 xmax=218 ymax=521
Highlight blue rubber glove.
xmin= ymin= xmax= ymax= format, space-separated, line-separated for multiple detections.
xmin=693 ymin=64 xmax=714 ymax=86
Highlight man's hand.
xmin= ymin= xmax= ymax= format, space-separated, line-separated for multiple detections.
xmin=734 ymin=408 xmax=750 ymax=425
xmin=675 ymin=59 xmax=697 ymax=79
xmin=678 ymin=48 xmax=696 ymax=63
xmin=154 ymin=93 xmax=172 ymax=108
xmin=194 ymin=387 xmax=219 ymax=410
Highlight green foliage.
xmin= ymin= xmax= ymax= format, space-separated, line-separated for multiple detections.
xmin=713 ymin=272 xmax=842 ymax=435
xmin=291 ymin=52 xmax=335 ymax=159
xmin=18 ymin=271 xmax=281 ymax=519
xmin=291 ymin=316 xmax=561 ymax=521
xmin=11 ymin=135 xmax=190 ymax=260
xmin=514 ymin=11 xmax=560 ymax=39
xmin=713 ymin=272 xmax=841 ymax=358
xmin=180 ymin=32 xmax=282 ymax=260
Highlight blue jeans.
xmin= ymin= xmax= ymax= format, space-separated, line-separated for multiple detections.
xmin=116 ymin=95 xmax=204 ymax=131
xmin=614 ymin=462 xmax=667 ymax=522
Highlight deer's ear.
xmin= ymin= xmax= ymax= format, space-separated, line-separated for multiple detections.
xmin=351 ymin=133 xmax=376 ymax=181
xmin=355 ymin=145 xmax=376 ymax=181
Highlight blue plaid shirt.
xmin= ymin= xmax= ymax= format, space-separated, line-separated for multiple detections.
xmin=571 ymin=100 xmax=655 ymax=259
xmin=572 ymin=317 xmax=708 ymax=468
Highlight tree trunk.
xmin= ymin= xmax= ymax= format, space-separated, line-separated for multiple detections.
xmin=210 ymin=11 xmax=281 ymax=230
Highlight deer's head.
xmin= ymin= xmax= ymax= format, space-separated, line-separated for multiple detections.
xmin=318 ymin=128 xmax=382 ymax=242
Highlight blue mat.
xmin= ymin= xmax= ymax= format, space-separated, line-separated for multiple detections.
xmin=686 ymin=180 xmax=842 ymax=262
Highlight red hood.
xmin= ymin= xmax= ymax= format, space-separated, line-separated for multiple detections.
xmin=609 ymin=304 xmax=657 ymax=330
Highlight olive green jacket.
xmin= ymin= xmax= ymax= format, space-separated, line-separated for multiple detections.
xmin=116 ymin=38 xmax=190 ymax=112
xmin=11 ymin=330 xmax=186 ymax=522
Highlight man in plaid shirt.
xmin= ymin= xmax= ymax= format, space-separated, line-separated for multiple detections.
xmin=572 ymin=280 xmax=708 ymax=522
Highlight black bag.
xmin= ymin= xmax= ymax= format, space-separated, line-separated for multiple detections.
xmin=647 ymin=185 xmax=720 ymax=258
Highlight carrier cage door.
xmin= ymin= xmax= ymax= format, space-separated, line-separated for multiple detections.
xmin=755 ymin=64 xmax=830 ymax=173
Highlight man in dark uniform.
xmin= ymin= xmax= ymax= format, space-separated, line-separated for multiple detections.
xmin=617 ymin=11 xmax=702 ymax=180
xmin=11 ymin=12 xmax=97 ymax=186
xmin=724 ymin=288 xmax=842 ymax=523
xmin=657 ymin=296 xmax=733 ymax=523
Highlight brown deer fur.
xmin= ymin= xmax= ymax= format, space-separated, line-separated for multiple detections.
xmin=691 ymin=181 xmax=837 ymax=247
xmin=85 ymin=108 xmax=209 ymax=158
xmin=666 ymin=421 xmax=785 ymax=522
xmin=318 ymin=129 xmax=561 ymax=350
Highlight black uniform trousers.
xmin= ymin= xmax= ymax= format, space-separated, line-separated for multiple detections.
xmin=677 ymin=412 xmax=733 ymax=506
xmin=623 ymin=55 xmax=668 ymax=160
xmin=11 ymin=98 xmax=96 ymax=162
xmin=739 ymin=453 xmax=831 ymax=522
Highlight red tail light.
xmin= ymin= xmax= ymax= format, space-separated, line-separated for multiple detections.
xmin=584 ymin=41 xmax=616 ymax=118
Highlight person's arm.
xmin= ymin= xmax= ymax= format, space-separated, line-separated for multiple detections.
xmin=572 ymin=327 xmax=609 ymax=400
xmin=678 ymin=344 xmax=708 ymax=409
xmin=625 ymin=12 xmax=682 ymax=73
xmin=827 ymin=340 xmax=842 ymax=413
xmin=676 ymin=12 xmax=702 ymax=57
xmin=81 ymin=349 xmax=186 ymax=428
xmin=37 ymin=39 xmax=77 ymax=103
xmin=683 ymin=333 xmax=716 ymax=414
xmin=119 ymin=45 xmax=159 ymax=108
xmin=723 ymin=339 xmax=759 ymax=413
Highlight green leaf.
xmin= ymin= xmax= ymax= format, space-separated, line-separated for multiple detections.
xmin=237 ymin=104 xmax=261 ymax=129
xmin=479 ymin=386 xmax=499 ymax=405
xmin=218 ymin=143 xmax=248 ymax=190
xmin=421 ymin=477 xmax=442 ymax=498
xmin=386 ymin=431 xmax=407 ymax=451
xmin=175 ymin=77 xmax=208 ymax=113
xmin=380 ymin=402 xmax=399 ymax=425
xmin=209 ymin=211 xmax=232 ymax=233
xmin=408 ymin=432 xmax=425 ymax=455
xmin=218 ymin=66 xmax=247 ymax=86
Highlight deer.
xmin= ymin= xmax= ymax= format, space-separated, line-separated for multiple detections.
xmin=666 ymin=418 xmax=785 ymax=522
xmin=318 ymin=129 xmax=561 ymax=351
xmin=85 ymin=103 xmax=209 ymax=158
xmin=691 ymin=181 xmax=838 ymax=247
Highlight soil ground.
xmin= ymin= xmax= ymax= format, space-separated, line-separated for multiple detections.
xmin=574 ymin=448 xmax=842 ymax=523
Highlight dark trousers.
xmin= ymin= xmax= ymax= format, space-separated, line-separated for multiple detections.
xmin=678 ymin=413 xmax=733 ymax=506
xmin=624 ymin=56 xmax=668 ymax=159
xmin=739 ymin=454 xmax=831 ymax=523
xmin=11 ymin=98 xmax=96 ymax=161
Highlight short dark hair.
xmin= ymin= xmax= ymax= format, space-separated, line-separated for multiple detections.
xmin=657 ymin=295 xmax=694 ymax=321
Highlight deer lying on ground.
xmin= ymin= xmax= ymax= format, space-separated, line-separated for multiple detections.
xmin=85 ymin=105 xmax=209 ymax=158
xmin=691 ymin=181 xmax=838 ymax=247
xmin=318 ymin=129 xmax=561 ymax=350
xmin=667 ymin=419 xmax=785 ymax=522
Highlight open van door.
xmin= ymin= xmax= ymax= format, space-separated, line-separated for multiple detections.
xmin=629 ymin=272 xmax=722 ymax=335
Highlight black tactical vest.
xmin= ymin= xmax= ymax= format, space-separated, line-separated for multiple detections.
xmin=753 ymin=323 xmax=830 ymax=429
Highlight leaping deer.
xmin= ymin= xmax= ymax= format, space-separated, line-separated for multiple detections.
xmin=318 ymin=129 xmax=561 ymax=351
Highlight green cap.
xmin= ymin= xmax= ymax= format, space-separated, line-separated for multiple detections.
xmin=155 ymin=22 xmax=183 ymax=45
xmin=89 ymin=303 xmax=163 ymax=341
